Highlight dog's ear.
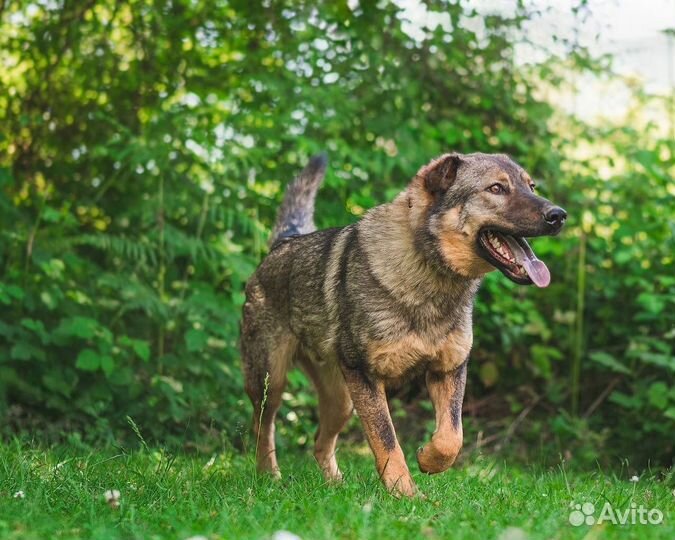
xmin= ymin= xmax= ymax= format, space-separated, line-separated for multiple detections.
xmin=422 ymin=153 xmax=462 ymax=197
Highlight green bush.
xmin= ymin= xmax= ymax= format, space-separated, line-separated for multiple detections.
xmin=0 ymin=1 xmax=672 ymax=465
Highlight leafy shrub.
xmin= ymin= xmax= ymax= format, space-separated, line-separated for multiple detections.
xmin=0 ymin=1 xmax=672 ymax=465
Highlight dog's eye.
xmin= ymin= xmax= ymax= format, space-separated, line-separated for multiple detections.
xmin=530 ymin=184 xmax=536 ymax=192
xmin=487 ymin=183 xmax=507 ymax=195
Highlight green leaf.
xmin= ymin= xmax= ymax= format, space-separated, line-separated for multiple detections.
xmin=40 ymin=290 xmax=59 ymax=310
xmin=42 ymin=206 xmax=61 ymax=223
xmin=21 ymin=318 xmax=49 ymax=344
xmin=185 ymin=329 xmax=208 ymax=353
xmin=56 ymin=316 xmax=100 ymax=340
xmin=10 ymin=342 xmax=45 ymax=362
xmin=40 ymin=258 xmax=65 ymax=280
xmin=647 ymin=382 xmax=669 ymax=410
xmin=108 ymin=367 xmax=134 ymax=387
xmin=100 ymin=355 xmax=115 ymax=376
xmin=6 ymin=284 xmax=24 ymax=300
xmin=153 ymin=375 xmax=183 ymax=393
xmin=131 ymin=340 xmax=150 ymax=362
xmin=9 ymin=344 xmax=28 ymax=361
xmin=76 ymin=349 xmax=100 ymax=371
xmin=42 ymin=369 xmax=77 ymax=397
xmin=637 ymin=292 xmax=665 ymax=315
xmin=589 ymin=352 xmax=631 ymax=375
xmin=118 ymin=336 xmax=150 ymax=361
xmin=0 ymin=321 xmax=15 ymax=338
xmin=609 ymin=390 xmax=642 ymax=410
xmin=0 ymin=283 xmax=24 ymax=305
xmin=530 ymin=345 xmax=563 ymax=380
xmin=639 ymin=352 xmax=675 ymax=372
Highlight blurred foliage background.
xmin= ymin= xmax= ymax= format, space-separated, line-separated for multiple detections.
xmin=0 ymin=0 xmax=672 ymax=467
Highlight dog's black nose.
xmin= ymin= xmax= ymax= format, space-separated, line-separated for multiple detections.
xmin=544 ymin=206 xmax=567 ymax=228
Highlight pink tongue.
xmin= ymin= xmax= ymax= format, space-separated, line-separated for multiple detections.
xmin=521 ymin=258 xmax=550 ymax=288
xmin=503 ymin=235 xmax=551 ymax=288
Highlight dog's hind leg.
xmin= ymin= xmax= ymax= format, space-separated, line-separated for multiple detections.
xmin=299 ymin=355 xmax=353 ymax=481
xmin=241 ymin=295 xmax=296 ymax=479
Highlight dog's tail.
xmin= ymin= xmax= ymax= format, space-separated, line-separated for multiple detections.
xmin=269 ymin=153 xmax=327 ymax=248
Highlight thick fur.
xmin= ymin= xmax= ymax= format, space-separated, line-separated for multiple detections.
xmin=269 ymin=153 xmax=327 ymax=247
xmin=241 ymin=152 xmax=565 ymax=495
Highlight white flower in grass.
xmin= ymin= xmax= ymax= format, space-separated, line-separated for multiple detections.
xmin=184 ymin=536 xmax=208 ymax=540
xmin=104 ymin=489 xmax=121 ymax=509
xmin=497 ymin=527 xmax=528 ymax=540
xmin=13 ymin=490 xmax=25 ymax=499
xmin=629 ymin=475 xmax=639 ymax=483
xmin=362 ymin=501 xmax=373 ymax=513
xmin=271 ymin=532 xmax=302 ymax=540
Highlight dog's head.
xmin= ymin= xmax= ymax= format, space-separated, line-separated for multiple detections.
xmin=409 ymin=152 xmax=566 ymax=287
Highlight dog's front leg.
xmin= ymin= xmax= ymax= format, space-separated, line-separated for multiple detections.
xmin=343 ymin=367 xmax=418 ymax=497
xmin=416 ymin=359 xmax=467 ymax=474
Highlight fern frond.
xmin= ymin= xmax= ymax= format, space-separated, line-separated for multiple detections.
xmin=97 ymin=273 xmax=168 ymax=319
xmin=67 ymin=234 xmax=158 ymax=266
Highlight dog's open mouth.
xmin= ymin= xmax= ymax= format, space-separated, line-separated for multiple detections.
xmin=478 ymin=230 xmax=551 ymax=287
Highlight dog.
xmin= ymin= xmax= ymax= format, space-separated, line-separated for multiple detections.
xmin=241 ymin=152 xmax=566 ymax=496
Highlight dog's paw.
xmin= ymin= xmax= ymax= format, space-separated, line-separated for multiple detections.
xmin=416 ymin=439 xmax=461 ymax=474
xmin=385 ymin=474 xmax=419 ymax=498
xmin=257 ymin=463 xmax=282 ymax=480
xmin=322 ymin=468 xmax=344 ymax=483
xmin=315 ymin=454 xmax=344 ymax=483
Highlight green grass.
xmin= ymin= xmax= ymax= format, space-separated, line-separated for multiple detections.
xmin=0 ymin=441 xmax=673 ymax=540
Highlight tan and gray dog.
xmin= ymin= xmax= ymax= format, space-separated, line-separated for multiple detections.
xmin=241 ymin=152 xmax=566 ymax=496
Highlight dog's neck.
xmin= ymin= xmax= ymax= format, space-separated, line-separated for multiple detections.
xmin=358 ymin=193 xmax=482 ymax=309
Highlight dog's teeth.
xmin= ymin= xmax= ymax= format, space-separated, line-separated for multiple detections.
xmin=488 ymin=232 xmax=516 ymax=264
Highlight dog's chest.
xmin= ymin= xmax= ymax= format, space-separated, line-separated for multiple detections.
xmin=366 ymin=326 xmax=472 ymax=380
